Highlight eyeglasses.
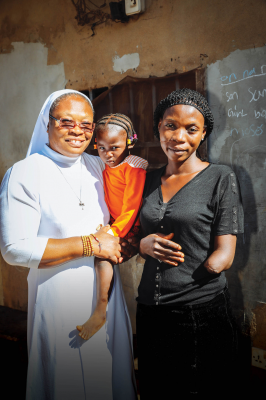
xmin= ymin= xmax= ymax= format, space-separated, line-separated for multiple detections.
xmin=49 ymin=114 xmax=95 ymax=133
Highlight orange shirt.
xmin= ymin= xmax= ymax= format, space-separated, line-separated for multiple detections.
xmin=103 ymin=155 xmax=148 ymax=238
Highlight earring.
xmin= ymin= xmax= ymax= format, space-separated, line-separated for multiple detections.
xmin=94 ymin=138 xmax=97 ymax=149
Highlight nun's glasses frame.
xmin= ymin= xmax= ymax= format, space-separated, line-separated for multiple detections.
xmin=49 ymin=114 xmax=95 ymax=133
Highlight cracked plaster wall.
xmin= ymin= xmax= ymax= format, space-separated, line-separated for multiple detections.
xmin=1 ymin=0 xmax=266 ymax=92
xmin=0 ymin=41 xmax=65 ymax=310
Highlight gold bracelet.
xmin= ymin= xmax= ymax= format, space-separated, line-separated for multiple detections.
xmin=81 ymin=235 xmax=94 ymax=257
xmin=81 ymin=236 xmax=89 ymax=257
xmin=87 ymin=235 xmax=93 ymax=256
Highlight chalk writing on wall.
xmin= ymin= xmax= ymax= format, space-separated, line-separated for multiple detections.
xmin=206 ymin=46 xmax=266 ymax=311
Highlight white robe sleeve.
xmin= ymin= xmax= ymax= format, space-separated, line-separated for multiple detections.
xmin=0 ymin=157 xmax=48 ymax=269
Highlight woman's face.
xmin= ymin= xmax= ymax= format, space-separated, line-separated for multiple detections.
xmin=158 ymin=104 xmax=206 ymax=164
xmin=47 ymin=96 xmax=94 ymax=157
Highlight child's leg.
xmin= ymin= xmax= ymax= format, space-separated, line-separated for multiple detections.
xmin=76 ymin=258 xmax=114 ymax=340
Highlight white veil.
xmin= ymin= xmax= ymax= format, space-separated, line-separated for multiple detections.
xmin=26 ymin=89 xmax=93 ymax=158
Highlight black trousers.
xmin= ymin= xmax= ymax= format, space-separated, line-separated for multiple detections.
xmin=136 ymin=288 xmax=238 ymax=398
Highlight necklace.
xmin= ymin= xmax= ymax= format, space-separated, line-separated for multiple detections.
xmin=46 ymin=155 xmax=85 ymax=209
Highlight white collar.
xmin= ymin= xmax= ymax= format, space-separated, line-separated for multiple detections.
xmin=40 ymin=144 xmax=81 ymax=166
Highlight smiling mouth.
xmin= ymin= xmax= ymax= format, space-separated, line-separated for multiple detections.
xmin=65 ymin=139 xmax=86 ymax=147
xmin=66 ymin=139 xmax=85 ymax=143
xmin=168 ymin=147 xmax=186 ymax=153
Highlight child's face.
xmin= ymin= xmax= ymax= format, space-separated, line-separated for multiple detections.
xmin=97 ymin=126 xmax=128 ymax=167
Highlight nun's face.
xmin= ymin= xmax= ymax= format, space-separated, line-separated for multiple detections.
xmin=47 ymin=96 xmax=94 ymax=157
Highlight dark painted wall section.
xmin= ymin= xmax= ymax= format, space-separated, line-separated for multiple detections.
xmin=207 ymin=47 xmax=266 ymax=349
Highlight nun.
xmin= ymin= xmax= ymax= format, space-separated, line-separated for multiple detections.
xmin=0 ymin=90 xmax=137 ymax=400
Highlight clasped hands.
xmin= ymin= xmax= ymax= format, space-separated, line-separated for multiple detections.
xmin=91 ymin=226 xmax=185 ymax=266
xmin=90 ymin=224 xmax=139 ymax=264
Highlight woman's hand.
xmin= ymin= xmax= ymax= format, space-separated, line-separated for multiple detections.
xmin=139 ymin=233 xmax=184 ymax=266
xmin=90 ymin=225 xmax=121 ymax=264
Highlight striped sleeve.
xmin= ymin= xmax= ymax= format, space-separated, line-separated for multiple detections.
xmin=125 ymin=155 xmax=148 ymax=170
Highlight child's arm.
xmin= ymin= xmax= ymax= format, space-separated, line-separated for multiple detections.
xmin=110 ymin=167 xmax=146 ymax=238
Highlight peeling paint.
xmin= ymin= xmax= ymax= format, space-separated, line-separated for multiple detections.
xmin=112 ymin=53 xmax=140 ymax=74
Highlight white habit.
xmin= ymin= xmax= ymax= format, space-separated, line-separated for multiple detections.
xmin=0 ymin=90 xmax=137 ymax=400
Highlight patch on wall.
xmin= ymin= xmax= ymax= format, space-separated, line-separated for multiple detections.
xmin=0 ymin=42 xmax=66 ymax=176
xmin=112 ymin=53 xmax=140 ymax=74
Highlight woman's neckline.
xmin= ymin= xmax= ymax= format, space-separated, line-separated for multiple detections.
xmin=40 ymin=144 xmax=81 ymax=166
xmin=159 ymin=163 xmax=212 ymax=204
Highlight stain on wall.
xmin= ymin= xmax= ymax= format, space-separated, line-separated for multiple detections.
xmin=252 ymin=303 xmax=266 ymax=349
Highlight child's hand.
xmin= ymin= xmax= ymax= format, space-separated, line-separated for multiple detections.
xmin=128 ymin=236 xmax=140 ymax=249
xmin=119 ymin=237 xmax=139 ymax=263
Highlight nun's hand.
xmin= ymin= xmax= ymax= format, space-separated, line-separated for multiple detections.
xmin=91 ymin=225 xmax=121 ymax=264
xmin=139 ymin=233 xmax=184 ymax=266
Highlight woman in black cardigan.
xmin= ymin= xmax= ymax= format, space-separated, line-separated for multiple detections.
xmin=137 ymin=88 xmax=243 ymax=398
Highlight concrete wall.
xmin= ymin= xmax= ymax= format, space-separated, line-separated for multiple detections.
xmin=1 ymin=0 xmax=266 ymax=92
xmin=0 ymin=0 xmax=266 ymax=334
xmin=0 ymin=41 xmax=66 ymax=310
xmin=206 ymin=46 xmax=266 ymax=354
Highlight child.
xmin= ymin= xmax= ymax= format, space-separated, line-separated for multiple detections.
xmin=77 ymin=113 xmax=148 ymax=340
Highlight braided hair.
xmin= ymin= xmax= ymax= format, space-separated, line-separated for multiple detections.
xmin=153 ymin=88 xmax=214 ymax=141
xmin=94 ymin=113 xmax=137 ymax=147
